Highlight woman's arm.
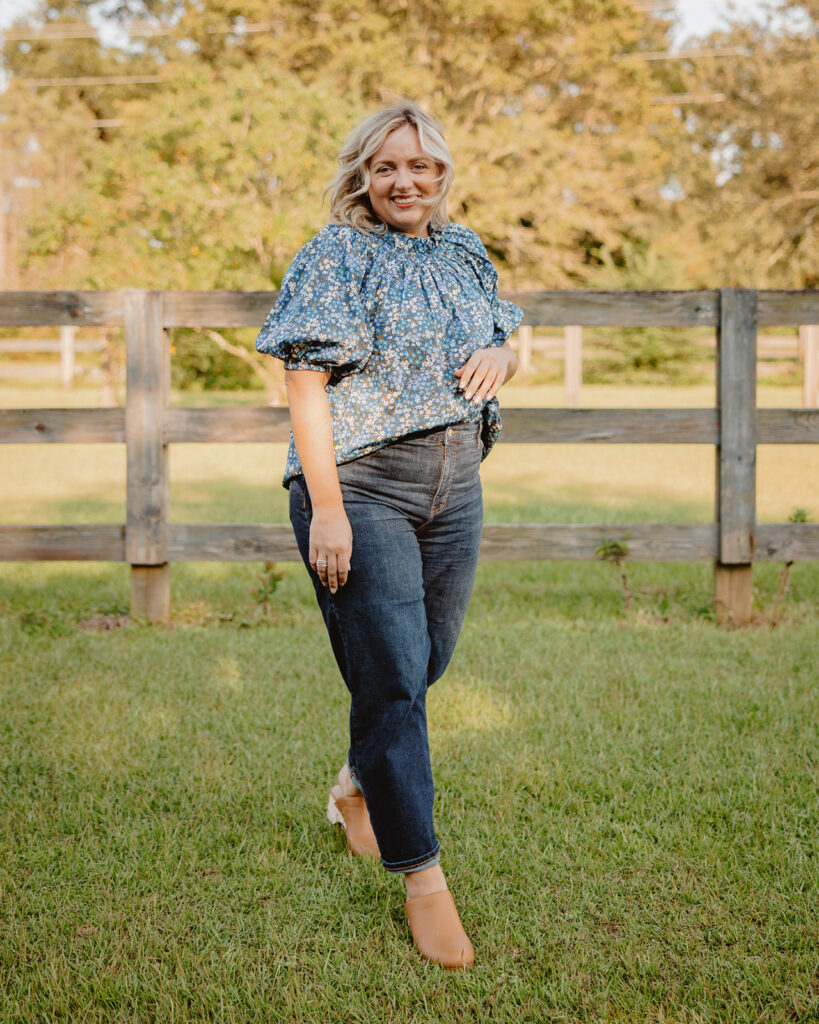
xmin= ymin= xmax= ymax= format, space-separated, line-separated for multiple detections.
xmin=285 ymin=368 xmax=352 ymax=593
xmin=453 ymin=342 xmax=518 ymax=405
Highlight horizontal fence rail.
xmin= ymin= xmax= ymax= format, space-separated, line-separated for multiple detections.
xmin=1 ymin=287 xmax=818 ymax=625
xmin=1 ymin=287 xmax=818 ymax=327
xmin=3 ymin=406 xmax=819 ymax=445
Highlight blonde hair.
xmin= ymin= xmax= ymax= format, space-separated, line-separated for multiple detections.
xmin=324 ymin=100 xmax=454 ymax=234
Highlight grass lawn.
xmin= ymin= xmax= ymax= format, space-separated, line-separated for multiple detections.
xmin=1 ymin=383 xmax=818 ymax=1021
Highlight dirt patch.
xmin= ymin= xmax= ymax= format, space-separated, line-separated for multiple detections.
xmin=79 ymin=613 xmax=130 ymax=632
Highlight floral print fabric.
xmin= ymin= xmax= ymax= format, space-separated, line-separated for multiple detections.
xmin=255 ymin=221 xmax=523 ymax=486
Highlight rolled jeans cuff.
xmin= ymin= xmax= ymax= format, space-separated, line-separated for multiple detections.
xmin=381 ymin=843 xmax=441 ymax=874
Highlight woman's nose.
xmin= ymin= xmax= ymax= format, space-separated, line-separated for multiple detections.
xmin=394 ymin=165 xmax=412 ymax=189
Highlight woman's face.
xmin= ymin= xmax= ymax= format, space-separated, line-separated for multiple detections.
xmin=367 ymin=124 xmax=440 ymax=237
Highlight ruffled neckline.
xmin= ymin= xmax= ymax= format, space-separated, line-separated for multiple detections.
xmin=378 ymin=222 xmax=449 ymax=254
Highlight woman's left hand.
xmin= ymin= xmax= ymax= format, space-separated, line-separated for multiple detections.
xmin=454 ymin=343 xmax=517 ymax=405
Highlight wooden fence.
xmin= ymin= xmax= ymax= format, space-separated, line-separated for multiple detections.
xmin=0 ymin=327 xmax=104 ymax=388
xmin=1 ymin=287 xmax=818 ymax=626
xmin=511 ymin=325 xmax=819 ymax=408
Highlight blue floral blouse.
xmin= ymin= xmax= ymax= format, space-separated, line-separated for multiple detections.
xmin=255 ymin=220 xmax=523 ymax=486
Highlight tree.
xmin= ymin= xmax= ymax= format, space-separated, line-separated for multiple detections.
xmin=3 ymin=0 xmax=696 ymax=293
xmin=674 ymin=0 xmax=818 ymax=287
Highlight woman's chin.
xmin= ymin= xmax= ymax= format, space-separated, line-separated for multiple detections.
xmin=387 ymin=216 xmax=429 ymax=238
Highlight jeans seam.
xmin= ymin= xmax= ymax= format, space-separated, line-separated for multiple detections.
xmin=429 ymin=433 xmax=458 ymax=519
xmin=418 ymin=435 xmax=447 ymax=526
xmin=326 ymin=596 xmax=364 ymax=793
xmin=431 ymin=435 xmax=456 ymax=516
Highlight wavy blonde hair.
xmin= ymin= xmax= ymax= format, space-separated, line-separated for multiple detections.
xmin=324 ymin=101 xmax=454 ymax=234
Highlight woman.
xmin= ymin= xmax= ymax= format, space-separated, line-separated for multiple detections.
xmin=256 ymin=100 xmax=522 ymax=969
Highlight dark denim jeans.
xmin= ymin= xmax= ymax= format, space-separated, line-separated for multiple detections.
xmin=289 ymin=420 xmax=484 ymax=872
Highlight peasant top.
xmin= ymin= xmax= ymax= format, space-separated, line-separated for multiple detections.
xmin=255 ymin=220 xmax=523 ymax=487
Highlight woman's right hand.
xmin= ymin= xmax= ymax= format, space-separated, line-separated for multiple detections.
xmin=309 ymin=507 xmax=353 ymax=594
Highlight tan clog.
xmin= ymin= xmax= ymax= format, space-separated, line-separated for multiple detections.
xmin=404 ymin=889 xmax=475 ymax=969
xmin=327 ymin=790 xmax=381 ymax=859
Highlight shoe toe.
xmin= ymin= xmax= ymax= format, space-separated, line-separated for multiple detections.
xmin=405 ymin=890 xmax=475 ymax=969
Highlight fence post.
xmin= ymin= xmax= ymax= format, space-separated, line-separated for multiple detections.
xmin=124 ymin=290 xmax=170 ymax=621
xmin=517 ymin=325 xmax=532 ymax=375
xmin=801 ymin=324 xmax=819 ymax=408
xmin=60 ymin=326 xmax=75 ymax=388
xmin=101 ymin=328 xmax=119 ymax=408
xmin=564 ymin=325 xmax=582 ymax=408
xmin=714 ymin=288 xmax=757 ymax=626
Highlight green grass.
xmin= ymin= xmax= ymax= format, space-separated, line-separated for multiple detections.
xmin=1 ymin=383 xmax=818 ymax=1021
xmin=1 ymin=560 xmax=818 ymax=1023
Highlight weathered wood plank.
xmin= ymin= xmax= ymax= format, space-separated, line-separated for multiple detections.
xmin=162 ymin=290 xmax=722 ymax=328
xmin=757 ymin=291 xmax=819 ymax=326
xmin=802 ymin=324 xmax=819 ymax=408
xmin=0 ymin=525 xmax=125 ymax=560
xmin=4 ymin=523 xmax=816 ymax=564
xmin=564 ymin=325 xmax=582 ymax=407
xmin=516 ymin=325 xmax=533 ymax=375
xmin=714 ymin=565 xmax=753 ymax=626
xmin=162 ymin=407 xmax=718 ymax=444
xmin=163 ymin=407 xmax=291 ymax=443
xmin=0 ymin=406 xmax=808 ymax=447
xmin=0 ymin=288 xmax=813 ymax=330
xmin=165 ymin=523 xmax=718 ymax=562
xmin=5 ymin=406 xmax=810 ymax=447
xmin=163 ymin=289 xmax=719 ymax=328
xmin=125 ymin=291 xmax=168 ymax=566
xmin=0 ymin=408 xmax=125 ymax=443
xmin=499 ymin=408 xmax=718 ymax=444
xmin=0 ymin=339 xmax=105 ymax=352
xmin=163 ymin=291 xmax=279 ymax=328
xmin=167 ymin=524 xmax=300 ymax=561
xmin=757 ymin=409 xmax=819 ymax=443
xmin=717 ymin=289 xmax=757 ymax=564
xmin=479 ymin=523 xmax=718 ymax=561
xmin=0 ymin=291 xmax=125 ymax=326
xmin=131 ymin=564 xmax=170 ymax=621
xmin=503 ymin=290 xmax=720 ymax=327
xmin=755 ymin=524 xmax=819 ymax=561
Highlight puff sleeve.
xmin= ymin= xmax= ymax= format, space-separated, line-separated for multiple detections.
xmin=448 ymin=225 xmax=523 ymax=346
xmin=255 ymin=225 xmax=374 ymax=376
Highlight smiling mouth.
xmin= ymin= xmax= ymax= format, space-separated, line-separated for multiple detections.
xmin=391 ymin=196 xmax=417 ymax=207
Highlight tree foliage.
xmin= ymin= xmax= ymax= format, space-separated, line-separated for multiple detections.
xmin=679 ymin=0 xmax=819 ymax=286
xmin=1 ymin=0 xmax=816 ymax=298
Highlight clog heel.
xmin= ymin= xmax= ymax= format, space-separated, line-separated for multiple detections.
xmin=327 ymin=790 xmax=381 ymax=859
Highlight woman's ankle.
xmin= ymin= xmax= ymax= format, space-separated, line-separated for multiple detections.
xmin=404 ymin=864 xmax=448 ymax=900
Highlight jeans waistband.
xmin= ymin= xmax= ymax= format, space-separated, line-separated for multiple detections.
xmin=399 ymin=419 xmax=481 ymax=442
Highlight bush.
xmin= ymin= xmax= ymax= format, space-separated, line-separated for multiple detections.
xmin=170 ymin=330 xmax=259 ymax=391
